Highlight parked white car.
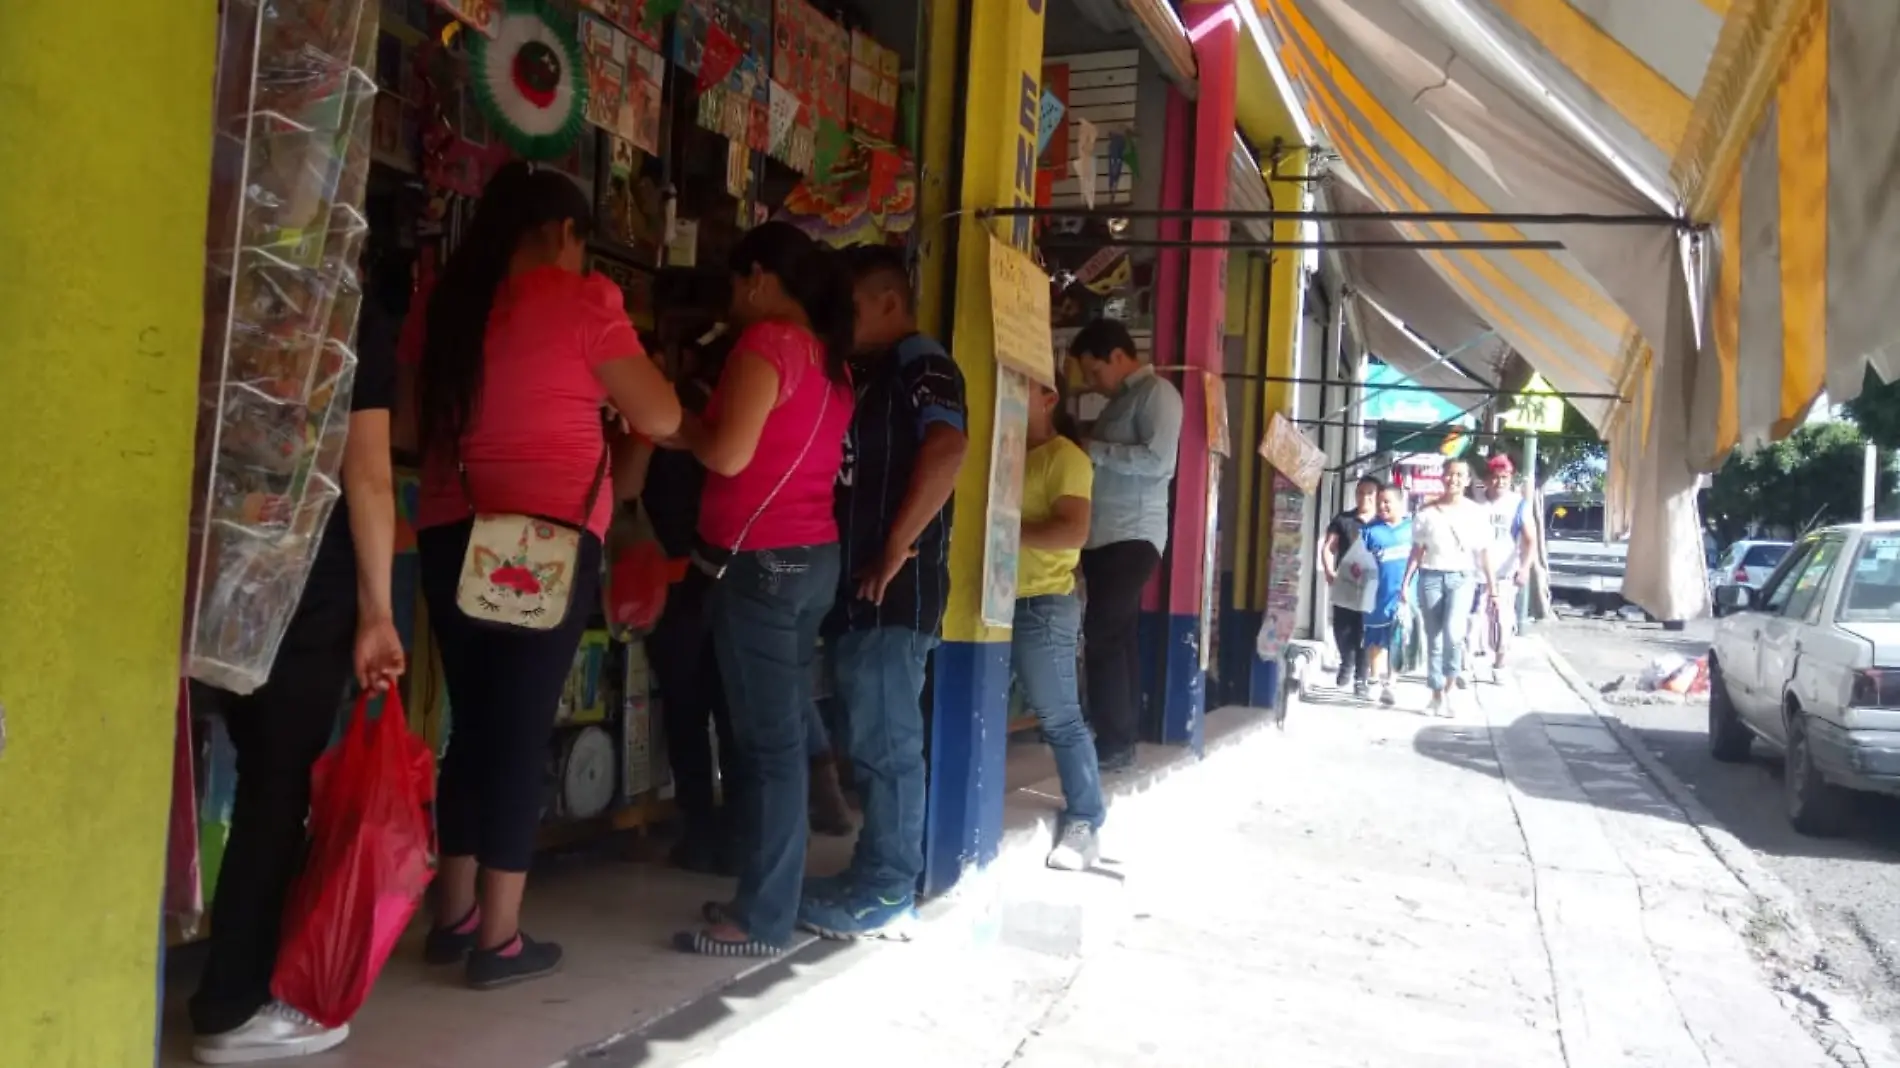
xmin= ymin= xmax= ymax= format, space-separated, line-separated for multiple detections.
xmin=1709 ymin=523 xmax=1900 ymax=836
xmin=1708 ymin=539 xmax=1792 ymax=616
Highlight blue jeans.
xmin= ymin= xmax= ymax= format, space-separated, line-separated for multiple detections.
xmin=834 ymin=626 xmax=938 ymax=901
xmin=710 ymin=544 xmax=840 ymax=946
xmin=1013 ymin=594 xmax=1106 ymax=828
xmin=1417 ymin=569 xmax=1472 ymax=693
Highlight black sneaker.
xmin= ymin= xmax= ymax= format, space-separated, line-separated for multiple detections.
xmin=1097 ymin=745 xmax=1137 ymax=773
xmin=423 ymin=909 xmax=479 ymax=966
xmin=1335 ymin=665 xmax=1352 ymax=688
xmin=466 ymin=932 xmax=563 ymax=990
xmin=1353 ymin=681 xmax=1370 ymax=700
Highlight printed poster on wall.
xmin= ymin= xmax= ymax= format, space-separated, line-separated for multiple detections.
xmin=430 ymin=0 xmax=501 ymax=37
xmin=1255 ymin=473 xmax=1306 ymax=662
xmin=981 ymin=366 xmax=1031 ymax=629
xmin=988 ymin=234 xmax=1056 ymax=386
xmin=581 ymin=14 xmax=629 ymax=132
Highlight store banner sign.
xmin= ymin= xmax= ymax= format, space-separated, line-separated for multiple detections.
xmin=1258 ymin=411 xmax=1325 ymax=495
xmin=987 ymin=234 xmax=1056 ymax=386
xmin=981 ymin=367 xmax=1031 ymax=629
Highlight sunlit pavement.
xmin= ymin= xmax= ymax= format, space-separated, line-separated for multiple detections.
xmin=630 ymin=645 xmax=1897 ymax=1068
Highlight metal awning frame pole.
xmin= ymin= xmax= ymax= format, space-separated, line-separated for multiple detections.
xmin=1039 ymin=237 xmax=1565 ymax=251
xmin=1237 ymin=372 xmax=1623 ymax=405
xmin=978 ymin=206 xmax=1692 ymax=228
xmin=1328 ymin=396 xmax=1492 ymax=475
xmin=1322 ymin=327 xmax=1500 ymax=424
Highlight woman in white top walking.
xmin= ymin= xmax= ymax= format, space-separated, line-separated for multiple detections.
xmin=1399 ymin=459 xmax=1497 ymax=715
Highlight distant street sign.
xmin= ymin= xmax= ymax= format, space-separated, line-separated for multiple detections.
xmin=1504 ymin=373 xmax=1563 ymax=433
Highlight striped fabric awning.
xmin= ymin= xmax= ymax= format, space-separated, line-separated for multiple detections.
xmin=1258 ymin=0 xmax=1900 ymax=621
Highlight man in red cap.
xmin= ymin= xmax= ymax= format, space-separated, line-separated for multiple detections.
xmin=1469 ymin=453 xmax=1537 ymax=678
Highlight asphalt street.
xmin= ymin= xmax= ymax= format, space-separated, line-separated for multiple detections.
xmin=1541 ymin=608 xmax=1900 ymax=1026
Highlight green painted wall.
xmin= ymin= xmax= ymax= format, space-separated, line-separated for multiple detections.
xmin=0 ymin=3 xmax=213 ymax=1064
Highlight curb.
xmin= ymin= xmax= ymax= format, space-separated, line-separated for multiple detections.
xmin=1534 ymin=634 xmax=1900 ymax=1068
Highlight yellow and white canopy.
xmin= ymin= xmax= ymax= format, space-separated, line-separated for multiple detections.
xmin=1258 ymin=0 xmax=1900 ymax=619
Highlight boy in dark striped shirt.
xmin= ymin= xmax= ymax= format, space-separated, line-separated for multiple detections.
xmin=799 ymin=245 xmax=968 ymax=941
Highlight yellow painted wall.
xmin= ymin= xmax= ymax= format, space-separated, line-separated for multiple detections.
xmin=0 ymin=3 xmax=213 ymax=1064
xmin=939 ymin=0 xmax=1048 ymax=644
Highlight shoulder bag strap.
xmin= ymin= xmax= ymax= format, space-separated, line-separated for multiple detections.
xmin=724 ymin=384 xmax=831 ymax=555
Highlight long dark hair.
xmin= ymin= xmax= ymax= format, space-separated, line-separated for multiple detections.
xmin=418 ymin=162 xmax=595 ymax=453
xmin=728 ymin=221 xmax=853 ymax=384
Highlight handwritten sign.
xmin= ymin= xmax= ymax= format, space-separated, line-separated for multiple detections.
xmin=988 ymin=234 xmax=1056 ymax=385
xmin=1258 ymin=411 xmax=1325 ymax=494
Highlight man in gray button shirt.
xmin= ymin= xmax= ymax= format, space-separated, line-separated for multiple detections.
xmin=1070 ymin=319 xmax=1183 ymax=771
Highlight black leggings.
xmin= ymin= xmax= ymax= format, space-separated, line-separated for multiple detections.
xmin=419 ymin=520 xmax=601 ymax=872
xmin=644 ymin=567 xmax=739 ymax=833
xmin=189 ymin=584 xmax=356 ymax=1036
xmin=1331 ymin=606 xmax=1368 ymax=683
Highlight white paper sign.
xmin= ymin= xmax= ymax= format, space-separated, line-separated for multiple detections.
xmin=768 ymin=79 xmax=801 ymax=153
xmin=1074 ymin=118 xmax=1098 ymax=208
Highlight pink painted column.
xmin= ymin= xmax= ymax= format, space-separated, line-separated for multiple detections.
xmin=1157 ymin=2 xmax=1238 ymax=746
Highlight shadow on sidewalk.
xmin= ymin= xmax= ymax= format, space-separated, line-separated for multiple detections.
xmin=1410 ymin=710 xmax=1900 ymax=869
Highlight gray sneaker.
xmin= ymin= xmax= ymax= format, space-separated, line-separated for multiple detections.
xmin=193 ymin=1002 xmax=348 ymax=1064
xmin=1047 ymin=821 xmax=1101 ymax=872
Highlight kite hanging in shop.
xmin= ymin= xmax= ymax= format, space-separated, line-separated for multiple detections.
xmin=470 ymin=0 xmax=589 ymax=159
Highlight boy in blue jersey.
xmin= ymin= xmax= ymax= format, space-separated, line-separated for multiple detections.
xmin=1361 ymin=484 xmax=1413 ymax=708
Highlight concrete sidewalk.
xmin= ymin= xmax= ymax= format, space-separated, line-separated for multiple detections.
xmin=625 ymin=645 xmax=1899 ymax=1068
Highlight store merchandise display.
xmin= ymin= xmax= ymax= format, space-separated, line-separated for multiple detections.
xmin=188 ymin=0 xmax=380 ymax=694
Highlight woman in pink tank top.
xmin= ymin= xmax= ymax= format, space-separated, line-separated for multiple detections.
xmin=664 ymin=222 xmax=855 ymax=957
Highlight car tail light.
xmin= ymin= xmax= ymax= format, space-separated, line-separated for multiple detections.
xmin=1734 ymin=568 xmax=1749 ymax=582
xmin=1850 ymin=669 xmax=1900 ymax=708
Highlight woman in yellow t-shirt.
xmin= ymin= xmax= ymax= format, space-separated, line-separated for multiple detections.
xmin=1015 ymin=381 xmax=1107 ymax=872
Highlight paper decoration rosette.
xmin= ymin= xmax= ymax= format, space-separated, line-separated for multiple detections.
xmin=470 ymin=0 xmax=589 ymax=159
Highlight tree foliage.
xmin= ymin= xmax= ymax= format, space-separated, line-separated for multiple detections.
xmin=1704 ymin=420 xmax=1891 ymax=543
xmin=1843 ymin=367 xmax=1900 ymax=449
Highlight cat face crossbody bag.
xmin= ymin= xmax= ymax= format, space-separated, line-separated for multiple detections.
xmin=453 ymin=447 xmax=609 ymax=631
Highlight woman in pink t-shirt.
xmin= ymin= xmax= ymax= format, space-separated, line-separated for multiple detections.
xmin=408 ymin=163 xmax=680 ymax=989
xmin=666 ymin=221 xmax=855 ymax=957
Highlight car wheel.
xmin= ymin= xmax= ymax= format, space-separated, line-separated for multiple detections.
xmin=1786 ymin=712 xmax=1850 ymax=837
xmin=1707 ymin=660 xmax=1752 ymax=763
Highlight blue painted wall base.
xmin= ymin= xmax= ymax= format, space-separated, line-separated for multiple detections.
xmin=1159 ymin=613 xmax=1204 ymax=752
xmin=922 ymin=639 xmax=1012 ymax=898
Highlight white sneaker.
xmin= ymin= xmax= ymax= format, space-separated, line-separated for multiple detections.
xmin=193 ymin=1002 xmax=349 ymax=1064
xmin=1047 ymin=821 xmax=1101 ymax=872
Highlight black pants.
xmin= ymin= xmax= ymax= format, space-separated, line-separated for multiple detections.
xmin=1080 ymin=540 xmax=1161 ymax=757
xmin=644 ymin=567 xmax=738 ymax=834
xmin=1331 ymin=605 xmax=1368 ymax=683
xmin=189 ymin=584 xmax=356 ymax=1036
xmin=419 ymin=520 xmax=601 ymax=872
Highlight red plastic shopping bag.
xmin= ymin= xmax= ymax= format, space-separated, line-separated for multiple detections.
xmin=606 ymin=537 xmax=681 ymax=637
xmin=271 ymin=689 xmax=436 ymax=1028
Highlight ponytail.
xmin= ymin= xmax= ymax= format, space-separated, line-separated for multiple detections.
xmin=417 ymin=162 xmax=595 ymax=454
xmin=728 ymin=221 xmax=855 ymax=385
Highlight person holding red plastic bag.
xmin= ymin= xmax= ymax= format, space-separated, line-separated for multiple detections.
xmin=186 ymin=259 xmax=408 ymax=1064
